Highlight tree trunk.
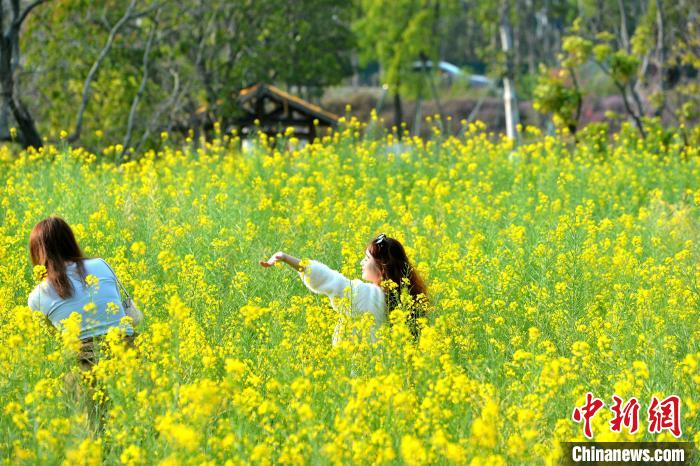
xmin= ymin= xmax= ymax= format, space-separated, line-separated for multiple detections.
xmin=499 ymin=0 xmax=520 ymax=141
xmin=394 ymin=91 xmax=403 ymax=137
xmin=617 ymin=0 xmax=630 ymax=53
xmin=420 ymin=52 xmax=444 ymax=128
xmin=351 ymin=51 xmax=360 ymax=87
xmin=653 ymin=0 xmax=666 ymax=117
xmin=0 ymin=32 xmax=42 ymax=149
xmin=414 ymin=79 xmax=423 ymax=136
xmin=525 ymin=0 xmax=536 ymax=74
xmin=9 ymin=98 xmax=42 ymax=148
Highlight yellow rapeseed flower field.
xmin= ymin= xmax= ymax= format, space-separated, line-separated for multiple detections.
xmin=1 ymin=119 xmax=699 ymax=464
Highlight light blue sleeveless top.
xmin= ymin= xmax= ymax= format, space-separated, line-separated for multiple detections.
xmin=28 ymin=258 xmax=135 ymax=340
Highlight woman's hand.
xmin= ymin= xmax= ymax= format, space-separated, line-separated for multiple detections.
xmin=260 ymin=251 xmax=303 ymax=271
xmin=259 ymin=251 xmax=287 ymax=268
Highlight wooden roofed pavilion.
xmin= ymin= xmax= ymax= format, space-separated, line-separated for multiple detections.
xmin=236 ymin=83 xmax=339 ymax=140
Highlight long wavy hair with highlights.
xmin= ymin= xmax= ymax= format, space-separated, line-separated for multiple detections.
xmin=29 ymin=216 xmax=87 ymax=299
xmin=366 ymin=234 xmax=428 ymax=338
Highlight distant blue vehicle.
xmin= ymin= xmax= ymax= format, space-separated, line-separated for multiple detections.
xmin=467 ymin=74 xmax=493 ymax=87
xmin=411 ymin=60 xmax=493 ymax=87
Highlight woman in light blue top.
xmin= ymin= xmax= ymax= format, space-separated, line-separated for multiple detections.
xmin=27 ymin=216 xmax=134 ymax=343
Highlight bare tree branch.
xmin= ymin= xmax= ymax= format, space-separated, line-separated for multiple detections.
xmin=14 ymin=0 xmax=48 ymax=31
xmin=594 ymin=60 xmax=647 ymax=138
xmin=121 ymin=17 xmax=158 ymax=158
xmin=130 ymin=2 xmax=165 ymax=20
xmin=68 ymin=0 xmax=137 ymax=143
xmin=135 ymin=67 xmax=182 ymax=154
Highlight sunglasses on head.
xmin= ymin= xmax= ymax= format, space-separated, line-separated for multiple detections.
xmin=375 ymin=233 xmax=387 ymax=245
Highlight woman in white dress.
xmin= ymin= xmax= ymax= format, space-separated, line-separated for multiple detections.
xmin=260 ymin=233 xmax=428 ymax=345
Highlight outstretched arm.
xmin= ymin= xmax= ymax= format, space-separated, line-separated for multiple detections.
xmin=259 ymin=251 xmax=304 ymax=271
xmin=260 ymin=253 xmax=352 ymax=300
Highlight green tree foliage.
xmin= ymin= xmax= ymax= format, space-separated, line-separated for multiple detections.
xmin=533 ymin=66 xmax=582 ymax=135
xmin=19 ymin=0 xmax=354 ymax=152
xmin=534 ymin=1 xmax=699 ymax=143
xmin=354 ymin=0 xmax=446 ymax=97
xmin=2 ymin=0 xmax=696 ymax=153
xmin=353 ymin=0 xmax=459 ymax=129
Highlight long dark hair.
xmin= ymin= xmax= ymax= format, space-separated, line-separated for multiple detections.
xmin=367 ymin=234 xmax=428 ymax=338
xmin=29 ymin=216 xmax=87 ymax=299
